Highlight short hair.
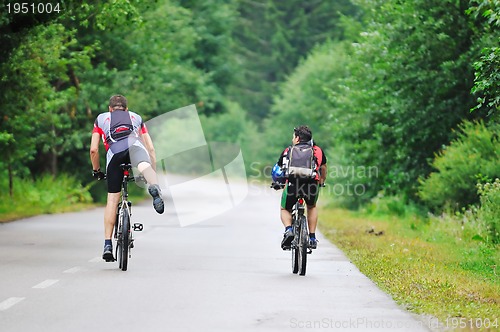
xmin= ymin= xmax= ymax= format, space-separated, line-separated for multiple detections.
xmin=109 ymin=95 xmax=127 ymax=109
xmin=294 ymin=125 xmax=312 ymax=142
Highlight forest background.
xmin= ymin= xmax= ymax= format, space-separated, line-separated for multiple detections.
xmin=1 ymin=0 xmax=498 ymax=236
xmin=1 ymin=0 xmax=499 ymax=323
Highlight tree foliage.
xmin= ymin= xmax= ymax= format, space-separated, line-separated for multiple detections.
xmin=0 ymin=0 xmax=237 ymax=194
xmin=0 ymin=0 xmax=499 ymax=218
xmin=328 ymin=0 xmax=483 ymax=199
xmin=261 ymin=41 xmax=351 ymax=163
xmin=468 ymin=0 xmax=500 ymax=116
xmin=230 ymin=0 xmax=358 ymax=119
xmin=259 ymin=0 xmax=498 ymax=211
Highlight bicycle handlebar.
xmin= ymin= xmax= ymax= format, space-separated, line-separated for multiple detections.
xmin=271 ymin=182 xmax=285 ymax=190
xmin=271 ymin=182 xmax=326 ymax=190
xmin=93 ymin=172 xmax=147 ymax=184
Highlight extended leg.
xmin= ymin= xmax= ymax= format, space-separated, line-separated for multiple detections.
xmin=137 ymin=161 xmax=158 ymax=185
xmin=138 ymin=161 xmax=164 ymax=214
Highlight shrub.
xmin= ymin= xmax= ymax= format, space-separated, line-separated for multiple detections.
xmin=419 ymin=121 xmax=500 ymax=211
xmin=470 ymin=179 xmax=500 ymax=244
xmin=0 ymin=174 xmax=93 ymax=221
xmin=364 ymin=194 xmax=424 ymax=218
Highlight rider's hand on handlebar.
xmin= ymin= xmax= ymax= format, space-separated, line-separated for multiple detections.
xmin=92 ymin=169 xmax=106 ymax=180
xmin=271 ymin=182 xmax=285 ymax=190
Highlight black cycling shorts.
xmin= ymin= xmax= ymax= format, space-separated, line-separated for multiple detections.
xmin=280 ymin=178 xmax=320 ymax=211
xmin=106 ymin=145 xmax=150 ymax=193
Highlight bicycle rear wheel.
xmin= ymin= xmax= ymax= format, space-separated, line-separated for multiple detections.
xmin=297 ymin=216 xmax=308 ymax=276
xmin=292 ymin=234 xmax=299 ymax=274
xmin=118 ymin=209 xmax=130 ymax=271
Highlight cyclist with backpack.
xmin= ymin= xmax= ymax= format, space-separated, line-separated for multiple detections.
xmin=90 ymin=95 xmax=164 ymax=261
xmin=273 ymin=125 xmax=327 ymax=250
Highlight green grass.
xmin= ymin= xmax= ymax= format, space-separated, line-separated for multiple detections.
xmin=319 ymin=207 xmax=500 ymax=326
xmin=0 ymin=174 xmax=94 ymax=222
xmin=0 ymin=174 xmax=150 ymax=222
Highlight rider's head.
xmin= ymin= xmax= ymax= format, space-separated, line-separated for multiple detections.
xmin=293 ymin=125 xmax=312 ymax=143
xmin=109 ymin=95 xmax=128 ymax=111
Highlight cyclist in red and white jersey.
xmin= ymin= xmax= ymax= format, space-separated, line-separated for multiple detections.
xmin=90 ymin=95 xmax=164 ymax=261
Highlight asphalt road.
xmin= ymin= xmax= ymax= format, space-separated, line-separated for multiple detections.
xmin=0 ymin=182 xmax=431 ymax=332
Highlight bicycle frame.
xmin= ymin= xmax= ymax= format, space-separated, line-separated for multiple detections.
xmin=114 ymin=164 xmax=143 ymax=271
xmin=292 ymin=196 xmax=306 ymax=221
xmin=116 ymin=169 xmax=132 ymax=237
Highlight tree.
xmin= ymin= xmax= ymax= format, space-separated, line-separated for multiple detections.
xmin=330 ymin=0 xmax=481 ymax=199
xmin=468 ymin=0 xmax=500 ymax=117
xmin=179 ymin=0 xmax=238 ymax=114
xmin=0 ymin=0 xmax=144 ymax=185
xmin=230 ymin=0 xmax=357 ymax=120
xmin=262 ymin=41 xmax=351 ymax=161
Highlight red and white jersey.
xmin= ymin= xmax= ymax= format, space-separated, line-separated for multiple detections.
xmin=92 ymin=110 xmax=148 ymax=153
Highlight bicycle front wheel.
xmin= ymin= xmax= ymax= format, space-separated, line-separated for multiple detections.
xmin=118 ymin=209 xmax=130 ymax=271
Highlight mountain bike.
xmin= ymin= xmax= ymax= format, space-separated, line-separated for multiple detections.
xmin=114 ymin=163 xmax=144 ymax=271
xmin=271 ymin=182 xmax=312 ymax=276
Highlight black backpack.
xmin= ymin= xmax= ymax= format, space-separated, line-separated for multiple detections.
xmin=285 ymin=143 xmax=317 ymax=179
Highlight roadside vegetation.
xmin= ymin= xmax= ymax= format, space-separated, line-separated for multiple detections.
xmin=320 ymin=204 xmax=500 ymax=326
xmin=0 ymin=175 xmax=93 ymax=222
xmin=0 ymin=174 xmax=150 ymax=222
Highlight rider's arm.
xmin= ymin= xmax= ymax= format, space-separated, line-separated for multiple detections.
xmin=318 ymin=147 xmax=327 ymax=185
xmin=141 ymin=132 xmax=157 ymax=172
xmin=90 ymin=132 xmax=101 ymax=171
xmin=319 ymin=164 xmax=327 ymax=186
xmin=277 ymin=147 xmax=289 ymax=167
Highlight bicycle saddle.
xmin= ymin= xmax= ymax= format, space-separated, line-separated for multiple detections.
xmin=120 ymin=163 xmax=132 ymax=171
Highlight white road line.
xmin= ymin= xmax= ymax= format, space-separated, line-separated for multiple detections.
xmin=0 ymin=297 xmax=25 ymax=311
xmin=88 ymin=257 xmax=101 ymax=263
xmin=63 ymin=266 xmax=81 ymax=274
xmin=32 ymin=279 xmax=59 ymax=289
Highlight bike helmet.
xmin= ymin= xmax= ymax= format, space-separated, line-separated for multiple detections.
xmin=271 ymin=163 xmax=285 ymax=183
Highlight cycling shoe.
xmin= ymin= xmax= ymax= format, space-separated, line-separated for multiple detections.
xmin=102 ymin=244 xmax=114 ymax=262
xmin=148 ymin=184 xmax=164 ymax=214
xmin=309 ymin=237 xmax=318 ymax=249
xmin=281 ymin=228 xmax=294 ymax=250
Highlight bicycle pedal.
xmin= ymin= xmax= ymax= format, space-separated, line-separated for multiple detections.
xmin=307 ymin=249 xmax=313 ymax=254
xmin=133 ymin=223 xmax=143 ymax=231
